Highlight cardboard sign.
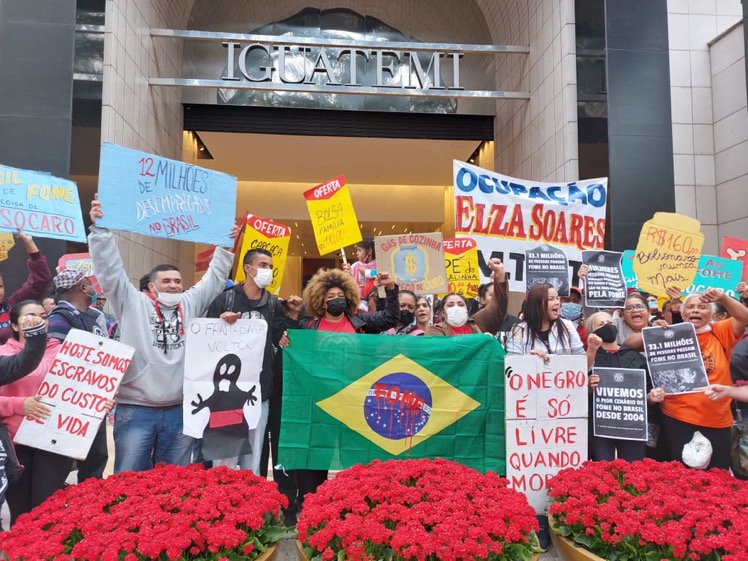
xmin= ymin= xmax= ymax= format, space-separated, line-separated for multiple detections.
xmin=234 ymin=215 xmax=291 ymax=295
xmin=0 ymin=232 xmax=14 ymax=262
xmin=505 ymin=354 xmax=588 ymax=513
xmin=592 ymin=367 xmax=648 ymax=441
xmin=453 ymin=161 xmax=607 ymax=292
xmin=621 ymin=249 xmax=638 ymax=288
xmin=683 ymin=255 xmax=743 ymax=300
xmin=632 ymin=213 xmax=703 ymax=298
xmin=443 ymin=237 xmax=479 ymax=298
xmin=375 ymin=232 xmax=448 ymax=294
xmin=720 ymin=236 xmax=748 ymax=282
xmin=14 ymin=330 xmax=133 ymax=460
xmin=183 ymin=319 xmax=266 ymax=461
xmin=582 ymin=250 xmax=627 ymax=308
xmin=97 ymin=143 xmax=237 ymax=246
xmin=642 ymin=323 xmax=708 ymax=395
xmin=58 ymin=253 xmax=103 ymax=296
xmin=304 ymin=175 xmax=361 ymax=255
xmin=525 ymin=244 xmax=570 ymax=296
xmin=0 ymin=164 xmax=86 ymax=242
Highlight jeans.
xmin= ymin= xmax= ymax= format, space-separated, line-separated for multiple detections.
xmin=212 ymin=401 xmax=269 ymax=474
xmin=113 ymin=403 xmax=193 ymax=473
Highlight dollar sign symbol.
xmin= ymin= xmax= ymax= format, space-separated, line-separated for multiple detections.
xmin=405 ymin=254 xmax=417 ymax=277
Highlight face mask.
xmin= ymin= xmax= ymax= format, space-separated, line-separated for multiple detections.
xmin=445 ymin=306 xmax=468 ymax=327
xmin=82 ymin=284 xmax=98 ymax=304
xmin=154 ymin=290 xmax=181 ymax=308
xmin=249 ymin=266 xmax=273 ymax=289
xmin=561 ymin=302 xmax=583 ymax=321
xmin=593 ymin=323 xmax=618 ymax=343
xmin=400 ymin=310 xmax=415 ymax=326
xmin=326 ymin=297 xmax=347 ymax=317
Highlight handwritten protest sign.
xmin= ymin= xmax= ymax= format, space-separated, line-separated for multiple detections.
xmin=454 ymin=161 xmax=607 ymax=292
xmin=97 ymin=143 xmax=237 ymax=246
xmin=525 ymin=244 xmax=570 ymax=296
xmin=582 ymin=250 xmax=627 ymax=308
xmin=443 ymin=238 xmax=479 ymax=298
xmin=234 ymin=215 xmax=291 ymax=294
xmin=0 ymin=164 xmax=86 ymax=242
xmin=304 ymin=175 xmax=361 ymax=255
xmin=621 ymin=249 xmax=638 ymax=288
xmin=376 ymin=233 xmax=447 ymax=294
xmin=683 ymin=255 xmax=743 ymax=300
xmin=14 ymin=330 xmax=134 ymax=459
xmin=592 ymin=367 xmax=647 ymax=441
xmin=721 ymin=236 xmax=748 ymax=282
xmin=0 ymin=233 xmax=14 ymax=262
xmin=632 ymin=213 xmax=703 ymax=298
xmin=183 ymin=319 xmax=266 ymax=461
xmin=505 ymin=354 xmax=588 ymax=512
xmin=642 ymin=323 xmax=708 ymax=395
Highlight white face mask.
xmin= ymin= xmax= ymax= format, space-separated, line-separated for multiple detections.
xmin=154 ymin=290 xmax=181 ymax=308
xmin=445 ymin=306 xmax=468 ymax=327
xmin=250 ymin=267 xmax=273 ymax=289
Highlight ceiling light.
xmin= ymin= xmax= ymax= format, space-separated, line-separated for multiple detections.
xmin=391 ymin=224 xmax=395 ymax=230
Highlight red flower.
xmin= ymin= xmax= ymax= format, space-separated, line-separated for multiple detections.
xmin=0 ymin=464 xmax=287 ymax=560
xmin=298 ymin=458 xmax=540 ymax=561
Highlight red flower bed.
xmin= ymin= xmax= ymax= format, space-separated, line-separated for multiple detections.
xmin=297 ymin=458 xmax=540 ymax=561
xmin=0 ymin=464 xmax=287 ymax=561
xmin=548 ymin=459 xmax=748 ymax=561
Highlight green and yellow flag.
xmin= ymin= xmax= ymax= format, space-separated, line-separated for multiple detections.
xmin=279 ymin=331 xmax=505 ymax=473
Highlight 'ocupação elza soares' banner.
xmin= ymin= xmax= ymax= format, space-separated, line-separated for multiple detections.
xmin=453 ymin=161 xmax=608 ymax=292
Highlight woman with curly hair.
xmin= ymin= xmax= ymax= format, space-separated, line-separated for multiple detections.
xmin=292 ymin=267 xmax=399 ymax=510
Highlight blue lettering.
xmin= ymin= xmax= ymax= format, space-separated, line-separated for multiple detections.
xmin=528 ymin=186 xmax=550 ymax=202
xmin=456 ymin=168 xmax=477 ymax=193
xmin=478 ymin=175 xmax=494 ymax=194
xmin=496 ymin=180 xmax=512 ymax=194
xmin=567 ymin=183 xmax=587 ymax=205
xmin=547 ymin=186 xmax=567 ymax=206
xmin=509 ymin=182 xmax=527 ymax=196
xmin=586 ymin=183 xmax=606 ymax=207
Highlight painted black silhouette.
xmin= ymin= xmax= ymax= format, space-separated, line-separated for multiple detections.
xmin=191 ymin=353 xmax=258 ymax=461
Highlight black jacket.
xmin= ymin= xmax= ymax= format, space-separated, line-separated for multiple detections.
xmin=206 ymin=285 xmax=290 ymax=401
xmin=299 ymin=286 xmax=400 ymax=333
xmin=0 ymin=323 xmax=46 ymax=386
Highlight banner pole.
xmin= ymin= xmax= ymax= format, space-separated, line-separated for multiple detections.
xmin=340 ymin=248 xmax=348 ymax=265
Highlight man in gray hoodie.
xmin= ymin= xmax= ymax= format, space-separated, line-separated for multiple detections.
xmin=88 ymin=196 xmax=236 ymax=473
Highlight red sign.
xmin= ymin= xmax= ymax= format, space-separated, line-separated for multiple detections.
xmin=721 ymin=236 xmax=748 ymax=281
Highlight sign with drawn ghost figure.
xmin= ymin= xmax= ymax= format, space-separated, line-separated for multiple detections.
xmin=14 ymin=330 xmax=134 ymax=460
xmin=183 ymin=319 xmax=266 ymax=461
xmin=525 ymin=244 xmax=570 ymax=296
xmin=375 ymin=232 xmax=448 ymax=294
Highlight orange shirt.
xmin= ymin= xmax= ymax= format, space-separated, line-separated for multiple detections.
xmin=661 ymin=319 xmax=738 ymax=429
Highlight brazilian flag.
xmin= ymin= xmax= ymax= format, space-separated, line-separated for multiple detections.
xmin=279 ymin=330 xmax=505 ymax=474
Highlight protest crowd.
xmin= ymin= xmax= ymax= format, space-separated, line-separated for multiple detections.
xmin=0 ymin=171 xmax=747 ymax=557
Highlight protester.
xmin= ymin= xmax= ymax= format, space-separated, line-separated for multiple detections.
xmin=702 ymin=383 xmax=748 ymax=402
xmin=41 ymin=295 xmax=56 ymax=315
xmin=560 ymin=286 xmax=584 ymax=326
xmin=46 ymin=269 xmax=110 ymax=482
xmin=384 ymin=290 xmax=424 ymax=335
xmin=88 ymin=195 xmax=236 ymax=473
xmin=292 ymin=267 xmax=398 ymax=508
xmin=415 ymin=295 xmax=432 ymax=333
xmin=0 ymin=301 xmax=108 ymax=525
xmin=0 ymin=231 xmax=52 ymax=344
xmin=628 ymin=288 xmax=748 ymax=470
xmin=585 ymin=311 xmax=665 ymax=461
xmin=349 ymin=237 xmax=376 ymax=297
xmin=427 ymin=258 xmax=507 ymax=336
xmin=139 ymin=274 xmax=151 ymax=293
xmin=477 ymin=282 xmax=493 ymax=309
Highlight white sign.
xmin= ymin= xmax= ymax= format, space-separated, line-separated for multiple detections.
xmin=183 ymin=319 xmax=266 ymax=461
xmin=453 ymin=160 xmax=608 ymax=292
xmin=504 ymin=354 xmax=589 ymax=513
xmin=14 ymin=329 xmax=133 ymax=460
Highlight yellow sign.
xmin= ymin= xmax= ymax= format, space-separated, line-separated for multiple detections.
xmin=0 ymin=233 xmax=14 ymax=262
xmin=633 ymin=212 xmax=703 ymax=297
xmin=234 ymin=215 xmax=291 ymax=295
xmin=376 ymin=233 xmax=448 ymax=294
xmin=304 ymin=175 xmax=361 ymax=255
xmin=316 ymin=354 xmax=479 ymax=456
xmin=443 ymin=237 xmax=479 ymax=298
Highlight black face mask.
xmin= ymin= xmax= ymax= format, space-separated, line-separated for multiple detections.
xmin=400 ymin=310 xmax=415 ymax=326
xmin=593 ymin=323 xmax=618 ymax=343
xmin=326 ymin=297 xmax=347 ymax=317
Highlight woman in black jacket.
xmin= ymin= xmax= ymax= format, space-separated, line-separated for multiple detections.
xmin=586 ymin=311 xmax=665 ymax=461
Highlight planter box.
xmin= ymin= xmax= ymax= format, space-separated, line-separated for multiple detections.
xmin=256 ymin=544 xmax=278 ymax=561
xmin=551 ymin=532 xmax=605 ymax=561
xmin=297 ymin=541 xmax=540 ymax=561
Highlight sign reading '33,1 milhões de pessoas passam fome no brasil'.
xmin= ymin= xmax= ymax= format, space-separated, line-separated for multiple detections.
xmin=0 ymin=164 xmax=86 ymax=242
xmin=97 ymin=143 xmax=237 ymax=246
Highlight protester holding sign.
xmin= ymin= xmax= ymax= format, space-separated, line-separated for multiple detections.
xmin=585 ymin=312 xmax=665 ymax=461
xmin=0 ymin=231 xmax=52 ymax=344
xmin=427 ymin=258 xmax=507 ymax=336
xmin=88 ymin=196 xmax=237 ymax=473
